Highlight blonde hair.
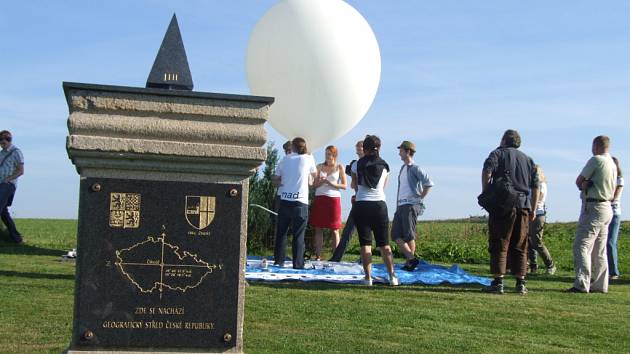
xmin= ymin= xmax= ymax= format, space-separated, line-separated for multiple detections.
xmin=535 ymin=165 xmax=546 ymax=183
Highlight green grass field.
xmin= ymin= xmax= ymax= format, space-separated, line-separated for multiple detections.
xmin=1 ymin=219 xmax=629 ymax=353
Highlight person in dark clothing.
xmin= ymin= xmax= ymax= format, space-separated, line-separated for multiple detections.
xmin=352 ymin=135 xmax=399 ymax=286
xmin=329 ymin=140 xmax=364 ymax=262
xmin=481 ymin=129 xmax=539 ymax=294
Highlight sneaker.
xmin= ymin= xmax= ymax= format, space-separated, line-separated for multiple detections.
xmin=528 ymin=266 xmax=538 ymax=274
xmin=11 ymin=235 xmax=23 ymax=244
xmin=546 ymin=266 xmax=557 ymax=275
xmin=482 ymin=279 xmax=504 ymax=294
xmin=389 ymin=275 xmax=400 ymax=286
xmin=402 ymin=258 xmax=420 ymax=272
xmin=361 ymin=277 xmax=373 ymax=286
xmin=610 ymin=275 xmax=619 ymax=280
xmin=516 ymin=282 xmax=528 ymax=295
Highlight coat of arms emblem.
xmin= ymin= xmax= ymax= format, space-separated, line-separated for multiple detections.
xmin=109 ymin=193 xmax=141 ymax=229
xmin=185 ymin=196 xmax=216 ymax=230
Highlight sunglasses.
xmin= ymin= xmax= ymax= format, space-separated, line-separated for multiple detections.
xmin=0 ymin=137 xmax=10 ymax=142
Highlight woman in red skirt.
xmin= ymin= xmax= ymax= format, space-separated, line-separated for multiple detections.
xmin=309 ymin=145 xmax=347 ymax=260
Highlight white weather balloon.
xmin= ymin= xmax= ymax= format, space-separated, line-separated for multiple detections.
xmin=246 ymin=0 xmax=381 ymax=150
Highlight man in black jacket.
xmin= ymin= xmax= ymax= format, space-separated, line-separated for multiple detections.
xmin=481 ymin=130 xmax=539 ymax=294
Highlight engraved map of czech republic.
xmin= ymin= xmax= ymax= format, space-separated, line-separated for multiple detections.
xmin=115 ymin=230 xmax=222 ymax=298
xmin=112 ymin=193 xmax=222 ymax=298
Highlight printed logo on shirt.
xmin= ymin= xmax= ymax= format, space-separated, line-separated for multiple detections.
xmin=281 ymin=191 xmax=300 ymax=200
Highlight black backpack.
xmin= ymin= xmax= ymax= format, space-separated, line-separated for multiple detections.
xmin=477 ymin=151 xmax=520 ymax=216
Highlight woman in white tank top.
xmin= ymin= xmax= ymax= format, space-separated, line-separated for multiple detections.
xmin=309 ymin=146 xmax=347 ymax=260
xmin=352 ymin=135 xmax=399 ymax=286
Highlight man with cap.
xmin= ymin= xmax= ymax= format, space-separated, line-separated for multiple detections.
xmin=391 ymin=140 xmax=433 ymax=271
xmin=0 ymin=130 xmax=24 ymax=244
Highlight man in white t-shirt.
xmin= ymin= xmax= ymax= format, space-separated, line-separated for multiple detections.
xmin=391 ymin=141 xmax=433 ymax=271
xmin=272 ymin=137 xmax=317 ymax=269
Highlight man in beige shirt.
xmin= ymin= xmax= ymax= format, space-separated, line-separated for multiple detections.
xmin=568 ymin=135 xmax=617 ymax=293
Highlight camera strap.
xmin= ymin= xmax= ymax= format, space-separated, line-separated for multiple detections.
xmin=0 ymin=149 xmax=16 ymax=169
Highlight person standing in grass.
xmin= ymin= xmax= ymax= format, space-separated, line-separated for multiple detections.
xmin=481 ymin=129 xmax=539 ymax=294
xmin=568 ymin=135 xmax=616 ymax=293
xmin=272 ymin=141 xmax=293 ymax=244
xmin=309 ymin=145 xmax=347 ymax=261
xmin=352 ymin=135 xmax=399 ymax=286
xmin=391 ymin=140 xmax=433 ymax=271
xmin=329 ymin=140 xmax=364 ymax=262
xmin=273 ymin=140 xmax=293 ymax=210
xmin=272 ymin=137 xmax=318 ymax=269
xmin=606 ymin=156 xmax=623 ymax=280
xmin=0 ymin=130 xmax=24 ymax=244
xmin=527 ymin=165 xmax=556 ymax=275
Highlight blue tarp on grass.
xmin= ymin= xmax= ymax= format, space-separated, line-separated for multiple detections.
xmin=245 ymin=257 xmax=491 ymax=286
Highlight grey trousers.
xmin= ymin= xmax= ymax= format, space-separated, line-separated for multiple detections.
xmin=572 ymin=201 xmax=612 ymax=292
xmin=528 ymin=214 xmax=554 ymax=269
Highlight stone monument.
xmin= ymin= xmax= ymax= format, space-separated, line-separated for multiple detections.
xmin=64 ymin=14 xmax=273 ymax=353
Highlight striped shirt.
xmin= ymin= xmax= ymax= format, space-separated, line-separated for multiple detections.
xmin=0 ymin=145 xmax=24 ymax=186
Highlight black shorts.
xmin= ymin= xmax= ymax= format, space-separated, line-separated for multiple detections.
xmin=352 ymin=201 xmax=389 ymax=247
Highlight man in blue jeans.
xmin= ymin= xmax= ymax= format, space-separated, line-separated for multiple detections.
xmin=272 ymin=137 xmax=317 ymax=269
xmin=0 ymin=130 xmax=24 ymax=244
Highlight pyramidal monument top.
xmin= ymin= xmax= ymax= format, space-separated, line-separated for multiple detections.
xmin=146 ymin=14 xmax=194 ymax=91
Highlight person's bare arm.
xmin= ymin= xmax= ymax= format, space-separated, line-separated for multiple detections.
xmin=613 ymin=185 xmax=623 ymax=201
xmin=529 ymin=187 xmax=539 ymax=221
xmin=309 ymin=171 xmax=318 ymax=187
xmin=323 ymin=165 xmax=347 ymax=190
xmin=420 ymin=186 xmax=432 ymax=199
xmin=272 ymin=175 xmax=281 ymax=188
xmin=312 ymin=165 xmax=324 ymax=188
xmin=576 ymin=175 xmax=588 ymax=191
xmin=4 ymin=164 xmax=23 ymax=183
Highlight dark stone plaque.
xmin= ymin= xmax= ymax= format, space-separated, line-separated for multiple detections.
xmin=70 ymin=178 xmax=242 ymax=351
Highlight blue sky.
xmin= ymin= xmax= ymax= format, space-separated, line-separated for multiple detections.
xmin=2 ymin=1 xmax=629 ymax=221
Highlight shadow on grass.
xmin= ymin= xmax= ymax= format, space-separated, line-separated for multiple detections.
xmin=526 ymin=273 xmax=630 ymax=286
xmin=247 ymin=280 xmax=485 ymax=293
xmin=0 ymin=241 xmax=65 ymax=257
xmin=610 ymin=278 xmax=630 ymax=285
xmin=526 ymin=274 xmax=576 ymax=284
xmin=0 ymin=270 xmax=75 ymax=280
